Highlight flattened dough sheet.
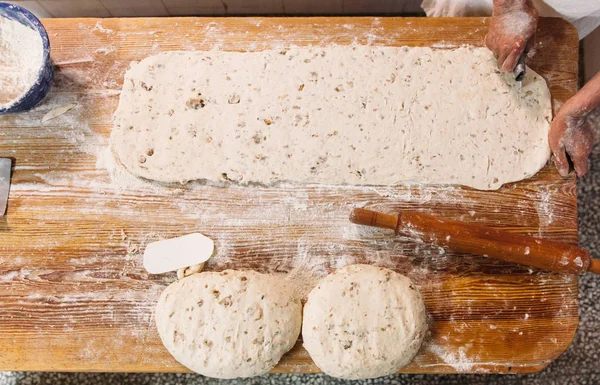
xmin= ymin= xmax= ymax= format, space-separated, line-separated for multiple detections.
xmin=112 ymin=46 xmax=552 ymax=190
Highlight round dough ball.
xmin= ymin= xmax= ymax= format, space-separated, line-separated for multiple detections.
xmin=302 ymin=264 xmax=427 ymax=379
xmin=155 ymin=270 xmax=302 ymax=378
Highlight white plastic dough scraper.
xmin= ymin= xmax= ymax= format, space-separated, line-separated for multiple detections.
xmin=143 ymin=233 xmax=215 ymax=274
xmin=0 ymin=158 xmax=11 ymax=216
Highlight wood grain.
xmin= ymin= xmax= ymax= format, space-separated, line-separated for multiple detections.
xmin=0 ymin=17 xmax=580 ymax=374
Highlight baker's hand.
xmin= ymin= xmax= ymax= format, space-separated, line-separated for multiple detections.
xmin=549 ymin=112 xmax=596 ymax=176
xmin=549 ymin=73 xmax=600 ymax=177
xmin=485 ymin=0 xmax=538 ymax=72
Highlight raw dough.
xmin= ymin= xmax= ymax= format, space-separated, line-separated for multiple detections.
xmin=112 ymin=46 xmax=552 ymax=190
xmin=155 ymin=270 xmax=302 ymax=378
xmin=177 ymin=263 xmax=204 ymax=279
xmin=302 ymin=264 xmax=427 ymax=379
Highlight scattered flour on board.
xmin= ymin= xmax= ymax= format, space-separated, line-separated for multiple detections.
xmin=427 ymin=344 xmax=477 ymax=372
xmin=92 ymin=21 xmax=114 ymax=34
xmin=95 ymin=47 xmax=113 ymax=55
xmin=0 ymin=14 xmax=43 ymax=107
xmin=91 ymin=142 xmax=465 ymax=306
xmin=535 ymin=186 xmax=555 ymax=227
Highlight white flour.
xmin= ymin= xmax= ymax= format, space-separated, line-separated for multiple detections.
xmin=427 ymin=344 xmax=477 ymax=372
xmin=0 ymin=15 xmax=43 ymax=107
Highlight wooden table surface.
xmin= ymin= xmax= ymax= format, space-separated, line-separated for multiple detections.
xmin=0 ymin=17 xmax=580 ymax=374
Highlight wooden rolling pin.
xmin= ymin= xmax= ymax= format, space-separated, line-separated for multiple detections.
xmin=350 ymin=208 xmax=600 ymax=275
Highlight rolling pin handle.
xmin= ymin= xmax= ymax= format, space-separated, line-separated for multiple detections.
xmin=349 ymin=208 xmax=399 ymax=232
xmin=587 ymin=259 xmax=600 ymax=275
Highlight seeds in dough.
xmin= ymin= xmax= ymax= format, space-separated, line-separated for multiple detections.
xmin=155 ymin=270 xmax=302 ymax=379
xmin=112 ymin=46 xmax=551 ymax=190
xmin=302 ymin=264 xmax=428 ymax=379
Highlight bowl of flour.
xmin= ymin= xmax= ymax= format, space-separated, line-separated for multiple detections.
xmin=0 ymin=2 xmax=52 ymax=115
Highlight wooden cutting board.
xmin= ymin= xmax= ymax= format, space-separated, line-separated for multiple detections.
xmin=0 ymin=17 xmax=580 ymax=374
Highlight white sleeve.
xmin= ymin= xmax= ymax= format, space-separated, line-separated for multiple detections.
xmin=536 ymin=0 xmax=600 ymax=39
xmin=572 ymin=10 xmax=600 ymax=39
xmin=421 ymin=0 xmax=600 ymax=39
xmin=421 ymin=0 xmax=493 ymax=17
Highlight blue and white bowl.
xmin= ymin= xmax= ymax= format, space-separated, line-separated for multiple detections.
xmin=0 ymin=2 xmax=53 ymax=115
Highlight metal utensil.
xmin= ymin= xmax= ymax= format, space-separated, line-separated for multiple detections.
xmin=0 ymin=158 xmax=12 ymax=216
xmin=514 ymin=53 xmax=527 ymax=91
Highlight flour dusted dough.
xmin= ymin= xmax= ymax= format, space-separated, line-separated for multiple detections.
xmin=302 ymin=264 xmax=427 ymax=379
xmin=112 ymin=46 xmax=552 ymax=190
xmin=155 ymin=270 xmax=302 ymax=378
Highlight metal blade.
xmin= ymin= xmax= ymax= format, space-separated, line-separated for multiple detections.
xmin=513 ymin=53 xmax=527 ymax=82
xmin=0 ymin=158 xmax=11 ymax=216
xmin=514 ymin=53 xmax=526 ymax=93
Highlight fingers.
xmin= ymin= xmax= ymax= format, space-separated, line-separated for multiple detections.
xmin=484 ymin=33 xmax=499 ymax=60
xmin=572 ymin=153 xmax=589 ymax=177
xmin=486 ymin=8 xmax=538 ymax=73
xmin=484 ymin=31 xmax=496 ymax=52
xmin=569 ymin=127 xmax=596 ymax=177
xmin=549 ymin=114 xmax=596 ymax=177
xmin=548 ymin=116 xmax=570 ymax=176
xmin=501 ymin=42 xmax=525 ymax=73
xmin=548 ymin=116 xmax=566 ymax=153
xmin=489 ymin=36 xmax=526 ymax=73
xmin=496 ymin=46 xmax=510 ymax=70
xmin=552 ymin=145 xmax=571 ymax=177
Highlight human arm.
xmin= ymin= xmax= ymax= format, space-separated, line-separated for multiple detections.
xmin=549 ymin=72 xmax=600 ymax=177
xmin=484 ymin=0 xmax=538 ymax=72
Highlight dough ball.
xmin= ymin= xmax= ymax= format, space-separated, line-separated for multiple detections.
xmin=155 ymin=270 xmax=302 ymax=378
xmin=302 ymin=264 xmax=427 ymax=379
